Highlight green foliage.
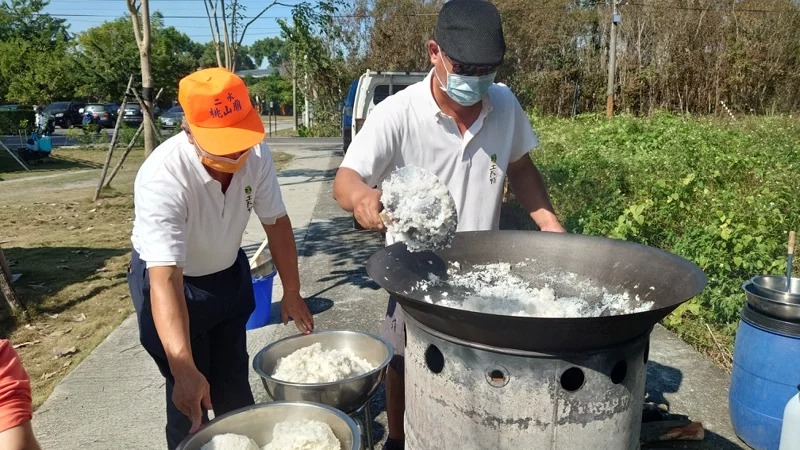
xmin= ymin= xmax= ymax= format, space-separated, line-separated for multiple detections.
xmin=250 ymin=37 xmax=289 ymax=68
xmin=0 ymin=109 xmax=35 ymax=134
xmin=527 ymin=113 xmax=799 ymax=336
xmin=278 ymin=0 xmax=353 ymax=134
xmin=248 ymin=74 xmax=293 ymax=111
xmin=72 ymin=17 xmax=202 ymax=105
xmin=0 ymin=0 xmax=69 ymax=43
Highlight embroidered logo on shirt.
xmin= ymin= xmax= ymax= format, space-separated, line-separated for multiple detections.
xmin=489 ymin=153 xmax=498 ymax=184
xmin=244 ymin=185 xmax=253 ymax=212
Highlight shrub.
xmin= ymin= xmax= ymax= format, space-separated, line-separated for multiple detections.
xmin=518 ymin=112 xmax=799 ymax=355
xmin=0 ymin=110 xmax=35 ymax=134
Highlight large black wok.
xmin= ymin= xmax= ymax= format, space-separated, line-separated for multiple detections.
xmin=366 ymin=230 xmax=706 ymax=352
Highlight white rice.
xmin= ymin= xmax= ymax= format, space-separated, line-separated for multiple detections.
xmin=380 ymin=165 xmax=458 ymax=252
xmin=200 ymin=433 xmax=259 ymax=450
xmin=272 ymin=343 xmax=374 ymax=383
xmin=416 ymin=262 xmax=654 ymax=318
xmin=261 ymin=420 xmax=340 ymax=450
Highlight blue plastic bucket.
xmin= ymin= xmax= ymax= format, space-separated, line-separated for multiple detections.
xmin=247 ymin=271 xmax=276 ymax=330
xmin=729 ymin=304 xmax=800 ymax=450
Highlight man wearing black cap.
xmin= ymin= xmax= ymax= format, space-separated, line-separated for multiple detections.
xmin=334 ymin=1 xmax=565 ymax=448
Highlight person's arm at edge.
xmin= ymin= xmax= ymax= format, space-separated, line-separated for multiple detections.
xmin=506 ymin=155 xmax=566 ymax=233
xmin=262 ymin=215 xmax=314 ymax=334
xmin=0 ymin=421 xmax=39 ymax=450
xmin=148 ymin=266 xmax=211 ymax=433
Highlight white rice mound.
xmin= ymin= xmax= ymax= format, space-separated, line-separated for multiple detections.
xmin=261 ymin=420 xmax=340 ymax=450
xmin=380 ymin=165 xmax=458 ymax=253
xmin=200 ymin=433 xmax=259 ymax=450
xmin=416 ymin=262 xmax=655 ymax=318
xmin=272 ymin=342 xmax=375 ymax=383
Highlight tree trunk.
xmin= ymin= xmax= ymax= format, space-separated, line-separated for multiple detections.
xmin=127 ymin=0 xmax=156 ymax=156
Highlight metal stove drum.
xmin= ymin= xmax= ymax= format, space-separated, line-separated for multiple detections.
xmin=367 ymin=230 xmax=707 ymax=450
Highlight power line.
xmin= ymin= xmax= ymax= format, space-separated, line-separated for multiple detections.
xmin=627 ymin=2 xmax=798 ymax=13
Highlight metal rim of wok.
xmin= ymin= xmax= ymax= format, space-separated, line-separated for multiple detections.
xmin=252 ymin=330 xmax=394 ymax=387
xmin=366 ymin=230 xmax=708 ymax=353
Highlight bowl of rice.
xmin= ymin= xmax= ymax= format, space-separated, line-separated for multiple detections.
xmin=175 ymin=401 xmax=360 ymax=450
xmin=253 ymin=330 xmax=393 ymax=414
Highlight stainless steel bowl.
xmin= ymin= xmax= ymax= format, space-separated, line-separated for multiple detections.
xmin=175 ymin=401 xmax=360 ymax=450
xmin=743 ymin=282 xmax=800 ymax=321
xmin=253 ymin=330 xmax=393 ymax=414
xmin=750 ymin=275 xmax=800 ymax=302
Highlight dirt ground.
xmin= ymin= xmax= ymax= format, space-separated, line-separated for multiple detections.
xmin=0 ymin=146 xmax=292 ymax=408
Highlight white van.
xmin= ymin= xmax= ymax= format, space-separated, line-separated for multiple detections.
xmin=350 ymin=70 xmax=428 ymax=145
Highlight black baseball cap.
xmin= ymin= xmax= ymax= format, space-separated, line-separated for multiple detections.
xmin=434 ymin=0 xmax=506 ymax=67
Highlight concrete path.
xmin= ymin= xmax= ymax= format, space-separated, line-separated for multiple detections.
xmin=31 ymin=136 xmax=744 ymax=449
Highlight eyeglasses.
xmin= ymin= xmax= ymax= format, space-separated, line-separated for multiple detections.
xmin=442 ymin=52 xmax=499 ymax=77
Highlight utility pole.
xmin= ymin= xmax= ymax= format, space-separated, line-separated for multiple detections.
xmin=303 ymin=54 xmax=309 ymax=128
xmin=292 ymin=50 xmax=297 ymax=131
xmin=605 ymin=0 xmax=626 ymax=118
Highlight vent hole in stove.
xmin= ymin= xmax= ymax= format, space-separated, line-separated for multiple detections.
xmin=560 ymin=367 xmax=585 ymax=392
xmin=611 ymin=360 xmax=628 ymax=384
xmin=643 ymin=341 xmax=650 ymax=365
xmin=485 ymin=367 xmax=509 ymax=388
xmin=425 ymin=345 xmax=445 ymax=374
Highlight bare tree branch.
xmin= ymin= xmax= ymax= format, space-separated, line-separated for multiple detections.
xmin=237 ymin=1 xmax=295 ymax=49
xmin=126 ymin=0 xmax=143 ymax=47
xmin=220 ymin=0 xmax=232 ymax=69
xmin=204 ymin=0 xmax=224 ymax=67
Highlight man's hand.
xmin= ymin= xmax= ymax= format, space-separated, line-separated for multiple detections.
xmin=281 ymin=291 xmax=314 ymax=334
xmin=353 ymin=188 xmax=385 ymax=231
xmin=171 ymin=365 xmax=212 ymax=434
xmin=539 ymin=221 xmax=566 ymax=233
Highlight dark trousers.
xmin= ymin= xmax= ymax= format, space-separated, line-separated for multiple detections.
xmin=128 ymin=249 xmax=256 ymax=449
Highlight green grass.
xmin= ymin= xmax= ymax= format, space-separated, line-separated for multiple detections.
xmin=514 ymin=112 xmax=799 ymax=368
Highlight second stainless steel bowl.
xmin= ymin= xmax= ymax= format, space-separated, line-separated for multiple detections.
xmin=253 ymin=330 xmax=393 ymax=414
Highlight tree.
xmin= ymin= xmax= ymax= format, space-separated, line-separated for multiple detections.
xmin=203 ymin=0 xmax=295 ymax=72
xmin=73 ymin=16 xmax=202 ymax=104
xmin=0 ymin=0 xmax=68 ymax=42
xmin=0 ymin=0 xmax=76 ymax=103
xmin=278 ymin=0 xmax=352 ymax=134
xmin=250 ymin=37 xmax=289 ymax=68
xmin=248 ymin=73 xmax=293 ymax=112
xmin=0 ymin=37 xmax=77 ymax=105
xmin=126 ymin=0 xmax=156 ymax=156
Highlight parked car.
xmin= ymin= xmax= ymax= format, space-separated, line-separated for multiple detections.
xmin=121 ymin=102 xmax=143 ymax=127
xmin=82 ymin=103 xmax=119 ymax=129
xmin=158 ymin=105 xmax=184 ymax=129
xmin=0 ymin=104 xmax=24 ymax=111
xmin=349 ymin=70 xmax=426 ymax=149
xmin=45 ymin=101 xmax=86 ymax=129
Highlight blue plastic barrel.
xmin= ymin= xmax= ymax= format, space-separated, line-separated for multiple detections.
xmin=729 ymin=304 xmax=800 ymax=450
xmin=246 ymin=270 xmax=277 ymax=330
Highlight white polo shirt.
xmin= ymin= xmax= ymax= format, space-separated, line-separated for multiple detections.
xmin=131 ymin=132 xmax=286 ymax=277
xmin=340 ymin=70 xmax=538 ymax=234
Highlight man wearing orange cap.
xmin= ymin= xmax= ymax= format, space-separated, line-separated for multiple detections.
xmin=128 ymin=68 xmax=314 ymax=448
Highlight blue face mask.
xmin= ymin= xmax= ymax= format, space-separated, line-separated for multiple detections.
xmin=436 ymin=63 xmax=496 ymax=106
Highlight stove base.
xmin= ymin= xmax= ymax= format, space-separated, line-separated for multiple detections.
xmin=404 ymin=314 xmax=647 ymax=450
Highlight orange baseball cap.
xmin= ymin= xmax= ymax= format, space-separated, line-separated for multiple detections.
xmin=178 ymin=68 xmax=264 ymax=155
